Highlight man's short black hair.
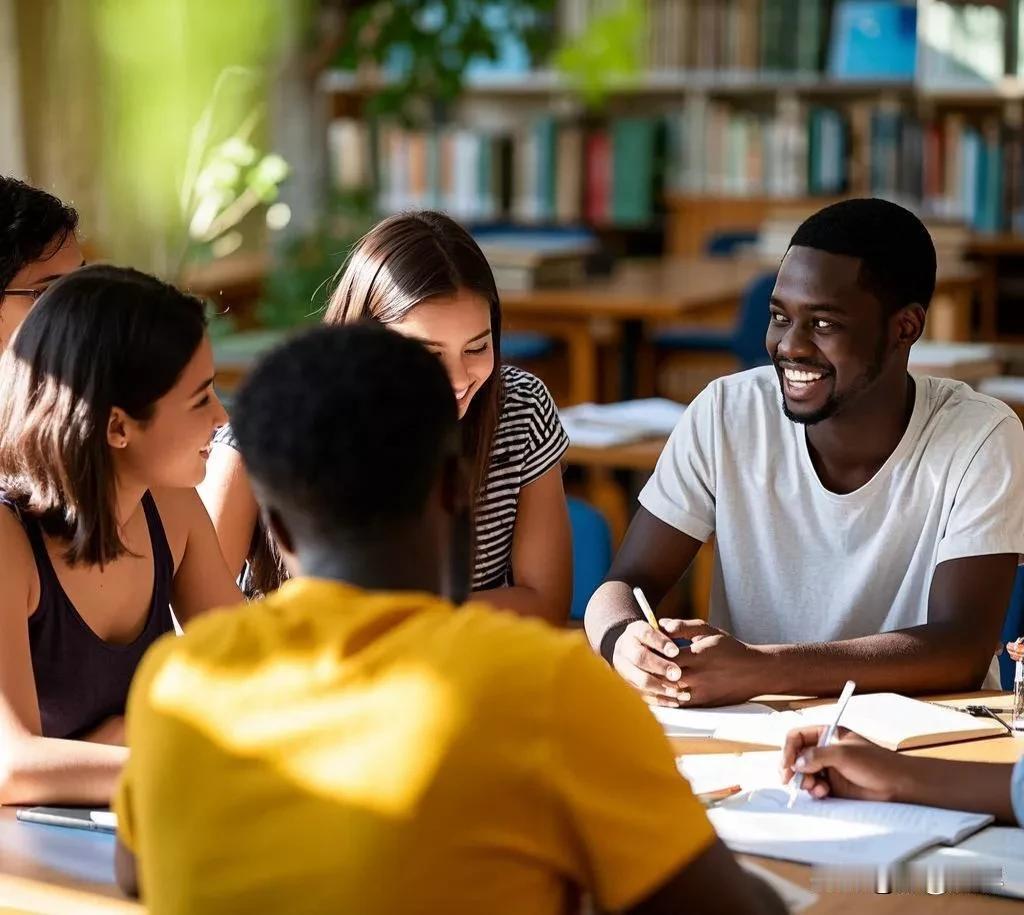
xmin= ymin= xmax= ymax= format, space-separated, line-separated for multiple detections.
xmin=232 ymin=322 xmax=459 ymax=539
xmin=0 ymin=177 xmax=79 ymax=293
xmin=788 ymin=198 xmax=937 ymax=313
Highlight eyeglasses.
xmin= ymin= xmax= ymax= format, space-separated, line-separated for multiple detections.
xmin=3 ymin=287 xmax=49 ymax=301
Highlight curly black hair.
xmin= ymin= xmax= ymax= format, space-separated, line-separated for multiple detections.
xmin=0 ymin=176 xmax=79 ymax=294
xmin=232 ymin=322 xmax=459 ymax=540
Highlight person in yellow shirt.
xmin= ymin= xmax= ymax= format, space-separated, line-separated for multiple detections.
xmin=114 ymin=322 xmax=783 ymax=915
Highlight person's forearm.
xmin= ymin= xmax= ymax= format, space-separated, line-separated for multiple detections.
xmin=755 ymin=623 xmax=993 ymax=696
xmin=584 ymin=580 xmax=645 ymax=660
xmin=0 ymin=734 xmax=128 ymax=806
xmin=894 ymin=757 xmax=1016 ymax=824
xmin=473 ymin=586 xmax=567 ymax=625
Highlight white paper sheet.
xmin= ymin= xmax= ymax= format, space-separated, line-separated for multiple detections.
xmin=651 ymin=702 xmax=775 ymax=737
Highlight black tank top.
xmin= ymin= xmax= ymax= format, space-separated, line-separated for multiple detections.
xmin=3 ymin=492 xmax=175 ymax=739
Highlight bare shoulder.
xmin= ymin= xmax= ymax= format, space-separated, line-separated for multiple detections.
xmin=149 ymin=488 xmax=209 ymax=568
xmin=0 ymin=505 xmax=39 ymax=618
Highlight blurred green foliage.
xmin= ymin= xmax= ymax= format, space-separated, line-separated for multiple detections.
xmin=335 ymin=0 xmax=557 ymax=123
xmin=554 ymin=0 xmax=646 ymax=108
xmin=92 ymin=0 xmax=301 ymax=273
xmin=257 ymin=190 xmax=376 ymax=329
xmin=182 ymin=70 xmax=291 ymax=266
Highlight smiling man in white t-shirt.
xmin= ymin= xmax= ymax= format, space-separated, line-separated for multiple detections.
xmin=586 ymin=198 xmax=1024 ymax=706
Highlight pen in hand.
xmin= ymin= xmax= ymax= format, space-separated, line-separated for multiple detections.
xmin=786 ymin=679 xmax=856 ymax=809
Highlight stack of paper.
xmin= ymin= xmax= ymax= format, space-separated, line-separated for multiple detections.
xmin=560 ymin=399 xmax=686 ymax=448
xmin=979 ymin=376 xmax=1024 ymax=403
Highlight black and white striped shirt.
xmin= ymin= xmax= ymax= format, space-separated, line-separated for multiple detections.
xmin=473 ymin=365 xmax=569 ymax=591
xmin=213 ymin=364 xmax=567 ymax=596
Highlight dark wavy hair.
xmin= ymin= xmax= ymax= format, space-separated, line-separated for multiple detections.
xmin=0 ymin=265 xmax=207 ymax=566
xmin=0 ymin=176 xmax=79 ymax=295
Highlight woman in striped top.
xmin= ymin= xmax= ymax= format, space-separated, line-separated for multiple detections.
xmin=199 ymin=211 xmax=572 ymax=623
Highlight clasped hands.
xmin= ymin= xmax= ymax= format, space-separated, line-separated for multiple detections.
xmin=612 ymin=618 xmax=773 ymax=707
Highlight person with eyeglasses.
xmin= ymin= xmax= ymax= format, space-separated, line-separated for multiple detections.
xmin=1 ymin=176 xmax=84 ymax=348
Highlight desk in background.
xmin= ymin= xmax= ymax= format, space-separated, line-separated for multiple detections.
xmin=504 ymin=257 xmax=981 ymax=405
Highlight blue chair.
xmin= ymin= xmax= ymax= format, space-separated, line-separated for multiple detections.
xmin=999 ymin=566 xmax=1024 ymax=688
xmin=704 ymin=229 xmax=759 ymax=258
xmin=568 ymin=497 xmax=613 ymax=621
xmin=502 ymin=331 xmax=556 ymax=362
xmin=654 ymin=271 xmax=777 ymax=370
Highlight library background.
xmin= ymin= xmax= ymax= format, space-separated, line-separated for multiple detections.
xmin=6 ymin=0 xmax=1024 ymax=617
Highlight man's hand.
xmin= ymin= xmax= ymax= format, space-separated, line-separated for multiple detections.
xmin=780 ymin=725 xmax=915 ymax=802
xmin=659 ymin=620 xmax=774 ymax=706
xmin=611 ymin=621 xmax=688 ymax=707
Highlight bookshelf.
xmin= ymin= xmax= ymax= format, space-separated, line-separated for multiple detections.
xmin=320 ymin=0 xmax=1024 ymax=334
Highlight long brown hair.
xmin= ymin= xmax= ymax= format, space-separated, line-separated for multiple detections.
xmin=0 ymin=265 xmax=207 ymax=566
xmin=247 ymin=211 xmax=503 ymax=596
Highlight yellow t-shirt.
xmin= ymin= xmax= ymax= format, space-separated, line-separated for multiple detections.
xmin=116 ymin=579 xmax=714 ymax=915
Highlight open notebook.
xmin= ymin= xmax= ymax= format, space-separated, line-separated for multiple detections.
xmin=677 ymin=751 xmax=992 ymax=868
xmin=655 ymin=693 xmax=1007 ymax=750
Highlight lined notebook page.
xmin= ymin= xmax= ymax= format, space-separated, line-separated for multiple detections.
xmin=707 ymin=789 xmax=992 ymax=867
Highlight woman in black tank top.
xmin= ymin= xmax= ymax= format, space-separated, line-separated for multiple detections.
xmin=0 ymin=266 xmax=242 ymax=806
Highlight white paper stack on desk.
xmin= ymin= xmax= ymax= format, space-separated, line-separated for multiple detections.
xmin=559 ymin=399 xmax=686 ymax=448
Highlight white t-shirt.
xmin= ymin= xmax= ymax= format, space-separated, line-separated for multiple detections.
xmin=640 ymin=368 xmax=1024 ymax=668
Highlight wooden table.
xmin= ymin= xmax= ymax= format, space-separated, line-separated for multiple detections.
xmin=672 ymin=691 xmax=1024 ymax=912
xmin=0 ymin=693 xmax=1019 ymax=912
xmin=964 ymin=235 xmax=1024 ymax=342
xmin=503 ymin=257 xmax=981 ymax=405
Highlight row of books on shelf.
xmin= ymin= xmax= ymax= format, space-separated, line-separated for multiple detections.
xmin=867 ymin=112 xmax=1023 ymax=234
xmin=621 ymin=0 xmax=1011 ymax=83
xmin=329 ymin=117 xmax=664 ymax=227
xmin=328 ymin=105 xmax=1024 ymax=234
xmin=643 ymin=0 xmax=828 ymax=74
xmin=675 ymin=102 xmax=1024 ymax=232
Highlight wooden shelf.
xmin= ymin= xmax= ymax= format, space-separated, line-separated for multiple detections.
xmin=918 ymin=77 xmax=1024 ymax=103
xmin=320 ymin=68 xmax=917 ymax=99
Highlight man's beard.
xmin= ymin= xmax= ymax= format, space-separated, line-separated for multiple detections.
xmin=779 ymin=335 xmax=888 ymax=426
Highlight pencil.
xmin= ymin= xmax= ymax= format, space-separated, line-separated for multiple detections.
xmin=697 ymin=785 xmax=742 ymax=807
xmin=633 ymin=587 xmax=660 ymax=630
